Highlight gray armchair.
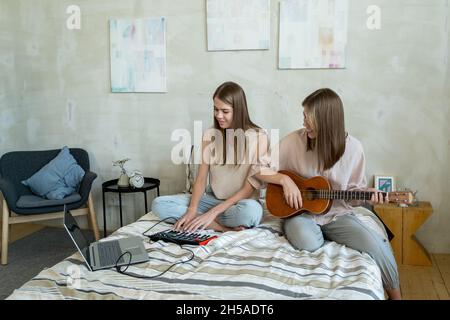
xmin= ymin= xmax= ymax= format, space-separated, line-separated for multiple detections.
xmin=0 ymin=148 xmax=101 ymax=265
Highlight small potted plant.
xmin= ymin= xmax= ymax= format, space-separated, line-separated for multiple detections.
xmin=113 ymin=158 xmax=130 ymax=188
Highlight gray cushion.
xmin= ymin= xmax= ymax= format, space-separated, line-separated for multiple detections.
xmin=21 ymin=146 xmax=85 ymax=200
xmin=16 ymin=193 xmax=82 ymax=209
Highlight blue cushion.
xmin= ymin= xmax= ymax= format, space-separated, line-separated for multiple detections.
xmin=21 ymin=146 xmax=85 ymax=200
xmin=16 ymin=193 xmax=82 ymax=208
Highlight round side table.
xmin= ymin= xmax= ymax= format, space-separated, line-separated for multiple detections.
xmin=102 ymin=177 xmax=160 ymax=237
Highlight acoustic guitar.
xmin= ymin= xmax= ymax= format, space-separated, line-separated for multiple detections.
xmin=266 ymin=170 xmax=413 ymax=219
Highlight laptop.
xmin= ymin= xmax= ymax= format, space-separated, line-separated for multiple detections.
xmin=63 ymin=206 xmax=149 ymax=271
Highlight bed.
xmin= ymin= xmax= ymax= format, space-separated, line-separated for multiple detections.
xmin=7 ymin=205 xmax=387 ymax=300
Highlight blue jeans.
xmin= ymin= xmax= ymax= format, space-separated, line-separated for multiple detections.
xmin=151 ymin=193 xmax=263 ymax=228
xmin=283 ymin=213 xmax=400 ymax=290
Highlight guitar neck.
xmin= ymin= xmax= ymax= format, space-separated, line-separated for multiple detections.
xmin=302 ymin=190 xmax=387 ymax=201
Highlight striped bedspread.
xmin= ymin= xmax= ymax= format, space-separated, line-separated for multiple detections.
xmin=7 ymin=206 xmax=386 ymax=300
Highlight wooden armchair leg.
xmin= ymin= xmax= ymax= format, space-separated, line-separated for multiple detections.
xmin=2 ymin=200 xmax=10 ymax=265
xmin=87 ymin=194 xmax=101 ymax=241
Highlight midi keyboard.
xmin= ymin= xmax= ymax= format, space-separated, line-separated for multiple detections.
xmin=149 ymin=230 xmax=217 ymax=246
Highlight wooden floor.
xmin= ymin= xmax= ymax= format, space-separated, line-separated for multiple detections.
xmin=1 ymin=223 xmax=450 ymax=300
xmin=0 ymin=222 xmax=46 ymax=246
xmin=399 ymin=254 xmax=450 ymax=300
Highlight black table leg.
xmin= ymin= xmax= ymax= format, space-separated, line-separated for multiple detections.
xmin=102 ymin=189 xmax=107 ymax=238
xmin=157 ymin=187 xmax=160 ymax=197
xmin=144 ymin=191 xmax=148 ymax=214
xmin=119 ymin=192 xmax=123 ymax=227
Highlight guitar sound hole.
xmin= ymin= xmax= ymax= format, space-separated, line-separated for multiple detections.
xmin=304 ymin=188 xmax=317 ymax=201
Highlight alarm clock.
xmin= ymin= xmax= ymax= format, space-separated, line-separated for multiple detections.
xmin=129 ymin=171 xmax=144 ymax=188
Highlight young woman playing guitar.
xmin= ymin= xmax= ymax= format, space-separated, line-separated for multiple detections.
xmin=255 ymin=88 xmax=401 ymax=300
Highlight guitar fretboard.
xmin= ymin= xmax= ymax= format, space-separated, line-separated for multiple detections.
xmin=301 ymin=190 xmax=386 ymax=201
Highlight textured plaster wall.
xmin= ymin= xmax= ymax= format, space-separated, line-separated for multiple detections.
xmin=0 ymin=0 xmax=449 ymax=252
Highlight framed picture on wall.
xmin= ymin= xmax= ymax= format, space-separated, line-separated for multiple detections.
xmin=110 ymin=17 xmax=167 ymax=93
xmin=374 ymin=175 xmax=395 ymax=192
xmin=279 ymin=0 xmax=349 ymax=69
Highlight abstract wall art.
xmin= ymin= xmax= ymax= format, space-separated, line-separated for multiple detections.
xmin=207 ymin=0 xmax=271 ymax=51
xmin=110 ymin=17 xmax=167 ymax=93
xmin=279 ymin=0 xmax=348 ymax=69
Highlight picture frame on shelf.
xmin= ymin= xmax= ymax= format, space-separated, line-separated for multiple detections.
xmin=374 ymin=175 xmax=395 ymax=192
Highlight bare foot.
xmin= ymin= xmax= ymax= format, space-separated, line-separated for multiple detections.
xmin=217 ymin=225 xmax=248 ymax=232
xmin=208 ymin=220 xmax=248 ymax=232
xmin=386 ymin=288 xmax=402 ymax=300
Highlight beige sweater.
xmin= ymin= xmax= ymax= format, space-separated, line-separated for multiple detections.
xmin=204 ymin=128 xmax=272 ymax=200
xmin=278 ymin=128 xmax=368 ymax=225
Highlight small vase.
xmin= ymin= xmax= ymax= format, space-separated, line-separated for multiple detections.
xmin=118 ymin=173 xmax=129 ymax=188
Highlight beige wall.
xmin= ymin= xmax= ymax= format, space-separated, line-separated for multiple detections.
xmin=1 ymin=0 xmax=449 ymax=252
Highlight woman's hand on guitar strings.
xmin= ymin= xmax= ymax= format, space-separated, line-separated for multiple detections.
xmin=366 ymin=188 xmax=389 ymax=205
xmin=281 ymin=175 xmax=303 ymax=210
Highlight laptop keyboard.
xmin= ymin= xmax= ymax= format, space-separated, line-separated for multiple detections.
xmin=98 ymin=241 xmax=124 ymax=266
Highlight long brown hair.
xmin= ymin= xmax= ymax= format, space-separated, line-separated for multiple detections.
xmin=302 ymin=88 xmax=346 ymax=172
xmin=213 ymin=82 xmax=260 ymax=165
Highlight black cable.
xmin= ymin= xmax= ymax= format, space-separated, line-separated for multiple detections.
xmin=115 ymin=245 xmax=195 ymax=279
xmin=140 ymin=216 xmax=178 ymax=237
xmin=114 ymin=216 xmax=196 ymax=279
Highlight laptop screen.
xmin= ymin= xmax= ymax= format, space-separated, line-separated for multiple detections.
xmin=63 ymin=207 xmax=91 ymax=268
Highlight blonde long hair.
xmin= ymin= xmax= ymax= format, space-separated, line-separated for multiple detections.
xmin=303 ymin=88 xmax=346 ymax=171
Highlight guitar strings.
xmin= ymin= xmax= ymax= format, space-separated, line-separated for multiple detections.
xmin=297 ymin=190 xmax=385 ymax=200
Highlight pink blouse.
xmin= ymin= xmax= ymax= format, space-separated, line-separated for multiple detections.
xmin=278 ymin=128 xmax=368 ymax=225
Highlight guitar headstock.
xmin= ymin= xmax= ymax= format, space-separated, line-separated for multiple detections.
xmin=388 ymin=191 xmax=414 ymax=204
